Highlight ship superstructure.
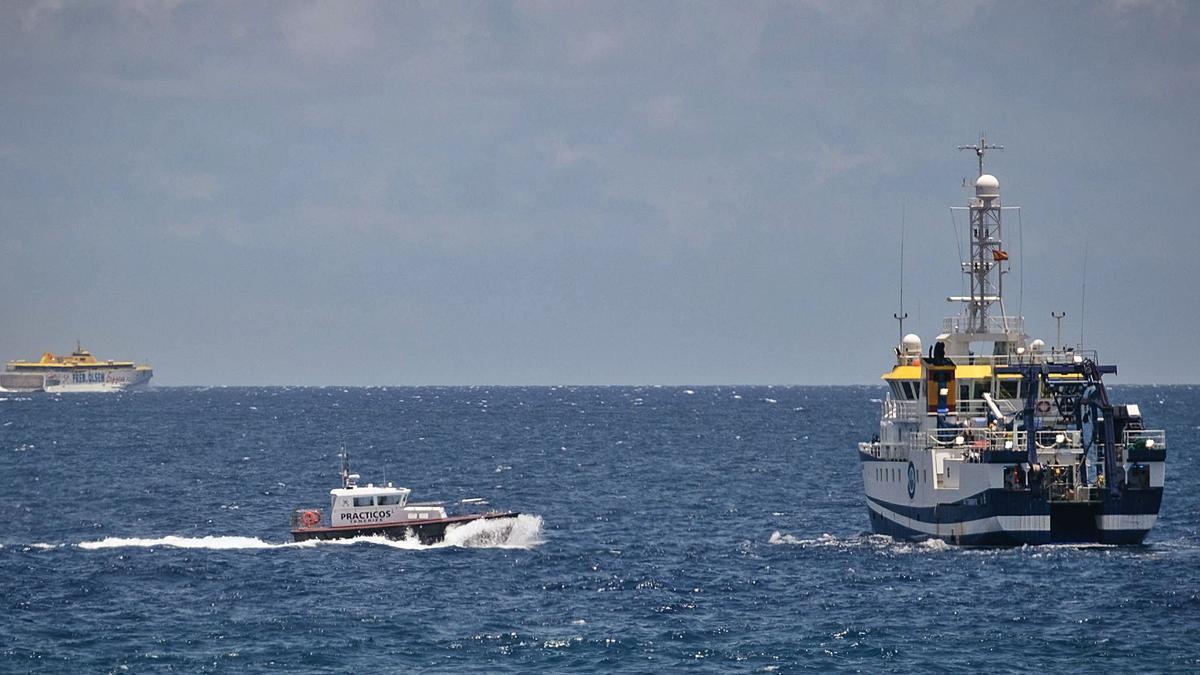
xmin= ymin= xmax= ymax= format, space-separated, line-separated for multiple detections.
xmin=857 ymin=139 xmax=1166 ymax=545
xmin=2 ymin=343 xmax=153 ymax=392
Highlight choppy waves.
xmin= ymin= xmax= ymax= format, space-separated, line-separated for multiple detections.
xmin=2 ymin=385 xmax=1195 ymax=671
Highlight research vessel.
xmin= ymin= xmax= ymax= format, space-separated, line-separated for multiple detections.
xmin=858 ymin=138 xmax=1166 ymax=545
xmin=291 ymin=450 xmax=519 ymax=544
xmin=2 ymin=343 xmax=153 ymax=392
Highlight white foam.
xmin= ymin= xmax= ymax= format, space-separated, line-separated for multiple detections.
xmin=74 ymin=515 xmax=544 ymax=552
xmin=542 ymin=637 xmax=581 ymax=649
xmin=78 ymin=535 xmax=281 ymax=550
xmin=768 ymin=531 xmax=820 ymax=546
xmin=768 ymin=531 xmax=941 ymax=554
xmin=440 ymin=514 xmax=544 ymax=549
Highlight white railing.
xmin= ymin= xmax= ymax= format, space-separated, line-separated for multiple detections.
xmin=913 ymin=427 xmax=1083 ymax=459
xmin=1124 ymin=429 xmax=1167 ymax=449
xmin=942 ymin=315 xmax=1025 ymax=336
xmin=859 ymin=440 xmax=913 ymax=462
xmin=890 ymin=398 xmax=1025 ymax=421
xmin=955 ymin=399 xmax=992 ymax=417
xmin=882 ymin=398 xmax=923 ymax=421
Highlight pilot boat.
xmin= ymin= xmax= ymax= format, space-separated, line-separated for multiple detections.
xmin=291 ymin=450 xmax=519 ymax=544
xmin=857 ymin=138 xmax=1166 ymax=545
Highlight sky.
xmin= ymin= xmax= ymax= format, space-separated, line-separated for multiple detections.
xmin=1 ymin=1 xmax=1197 ymax=385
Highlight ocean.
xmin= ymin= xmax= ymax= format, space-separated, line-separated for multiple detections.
xmin=1 ymin=385 xmax=1197 ymax=672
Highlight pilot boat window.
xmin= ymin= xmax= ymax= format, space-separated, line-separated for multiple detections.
xmin=353 ymin=496 xmax=373 ymax=507
xmin=378 ymin=495 xmax=403 ymax=506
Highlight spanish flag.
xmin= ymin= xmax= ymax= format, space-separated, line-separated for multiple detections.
xmin=993 ymin=249 xmax=1009 ymax=261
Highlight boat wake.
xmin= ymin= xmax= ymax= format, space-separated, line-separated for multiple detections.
xmin=767 ymin=531 xmax=1137 ymax=555
xmin=78 ymin=535 xmax=292 ymax=550
xmin=768 ymin=531 xmax=950 ymax=554
xmin=72 ymin=515 xmax=544 ymax=552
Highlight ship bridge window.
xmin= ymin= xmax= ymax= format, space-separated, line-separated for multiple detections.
xmin=378 ymin=495 xmax=404 ymax=506
xmin=353 ymin=496 xmax=374 ymax=507
xmin=998 ymin=379 xmax=1029 ymax=400
xmin=958 ymin=380 xmax=987 ymax=402
xmin=891 ymin=381 xmax=920 ymax=400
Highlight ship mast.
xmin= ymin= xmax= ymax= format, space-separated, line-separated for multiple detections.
xmin=955 ymin=136 xmax=1006 ymax=334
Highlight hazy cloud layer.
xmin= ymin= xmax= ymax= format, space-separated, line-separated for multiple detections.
xmin=1 ymin=1 xmax=1196 ymax=384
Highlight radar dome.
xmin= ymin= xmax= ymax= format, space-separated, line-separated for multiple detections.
xmin=1029 ymin=338 xmax=1045 ymax=353
xmin=901 ymin=333 xmax=922 ymax=357
xmin=975 ymin=174 xmax=1000 ymax=199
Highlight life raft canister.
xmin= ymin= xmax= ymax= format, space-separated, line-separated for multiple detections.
xmin=301 ymin=510 xmax=320 ymax=528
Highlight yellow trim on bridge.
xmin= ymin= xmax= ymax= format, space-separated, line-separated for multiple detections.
xmin=954 ymin=364 xmax=993 ymax=379
xmin=882 ymin=365 xmax=922 ymax=381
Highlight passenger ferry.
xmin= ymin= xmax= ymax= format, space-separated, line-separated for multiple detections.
xmin=291 ymin=450 xmax=520 ymax=544
xmin=858 ymin=139 xmax=1166 ymax=545
xmin=2 ymin=343 xmax=153 ymax=392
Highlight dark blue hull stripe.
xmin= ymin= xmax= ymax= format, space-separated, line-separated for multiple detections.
xmin=867 ymin=508 xmax=1151 ymax=546
xmin=865 ymin=489 xmax=1160 ymax=545
xmin=867 ymin=487 xmax=1163 ymax=523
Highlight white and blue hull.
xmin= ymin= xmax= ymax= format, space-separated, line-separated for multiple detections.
xmin=0 ymin=368 xmax=152 ymax=393
xmin=859 ymin=450 xmax=1164 ymax=545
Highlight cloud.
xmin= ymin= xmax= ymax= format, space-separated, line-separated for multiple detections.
xmin=16 ymin=0 xmax=62 ymax=31
xmin=150 ymin=169 xmax=223 ymax=201
xmin=1099 ymin=0 xmax=1186 ymax=19
xmin=573 ymin=29 xmax=619 ymax=64
xmin=641 ymin=94 xmax=685 ymax=130
xmin=279 ymin=1 xmax=378 ymax=59
xmin=536 ymin=135 xmax=601 ymax=169
xmin=162 ymin=215 xmax=251 ymax=246
xmin=806 ymin=142 xmax=892 ymax=188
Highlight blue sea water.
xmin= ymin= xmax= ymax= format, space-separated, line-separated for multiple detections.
xmin=0 ymin=385 xmax=1197 ymax=673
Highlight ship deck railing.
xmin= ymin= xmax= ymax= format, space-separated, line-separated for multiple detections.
xmin=858 ymin=440 xmax=908 ymax=461
xmin=913 ymin=428 xmax=1086 ymax=460
xmin=1123 ymin=429 xmax=1166 ymax=449
xmin=860 ymin=426 xmax=1080 ymax=462
xmin=868 ymin=428 xmax=1167 ymax=471
xmin=883 ymin=397 xmax=1068 ymax=423
xmin=939 ymin=349 xmax=1102 ymax=366
xmin=1045 ymin=483 xmax=1105 ymax=504
xmin=942 ymin=315 xmax=1026 ymax=336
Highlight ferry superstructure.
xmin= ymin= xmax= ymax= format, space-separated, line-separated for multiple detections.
xmin=2 ymin=343 xmax=153 ymax=392
xmin=858 ymin=139 xmax=1166 ymax=545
